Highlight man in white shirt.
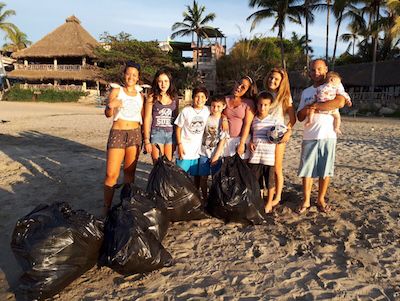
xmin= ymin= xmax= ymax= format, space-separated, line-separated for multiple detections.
xmin=296 ymin=59 xmax=346 ymax=213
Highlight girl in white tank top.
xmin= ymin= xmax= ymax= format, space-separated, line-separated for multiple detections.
xmin=113 ymin=85 xmax=143 ymax=123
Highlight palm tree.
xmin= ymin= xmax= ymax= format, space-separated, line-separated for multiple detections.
xmin=3 ymin=27 xmax=31 ymax=51
xmin=291 ymin=31 xmax=314 ymax=55
xmin=331 ymin=1 xmax=361 ymax=69
xmin=247 ymin=0 xmax=303 ymax=70
xmin=0 ymin=2 xmax=18 ymax=36
xmin=171 ymin=0 xmax=216 ymax=71
xmin=325 ymin=0 xmax=332 ymax=62
xmin=300 ymin=0 xmax=325 ymax=68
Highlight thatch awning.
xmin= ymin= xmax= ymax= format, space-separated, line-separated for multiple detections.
xmin=334 ymin=60 xmax=400 ymax=87
xmin=12 ymin=16 xmax=99 ymax=59
xmin=289 ymin=60 xmax=400 ymax=89
xmin=7 ymin=69 xmax=105 ymax=83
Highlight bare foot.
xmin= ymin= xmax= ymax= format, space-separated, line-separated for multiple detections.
xmin=265 ymin=202 xmax=273 ymax=214
xmin=271 ymin=197 xmax=281 ymax=208
xmin=296 ymin=201 xmax=310 ymax=214
xmin=316 ymin=198 xmax=332 ymax=213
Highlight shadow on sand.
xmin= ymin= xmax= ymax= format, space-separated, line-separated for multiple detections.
xmin=0 ymin=130 xmax=152 ymax=299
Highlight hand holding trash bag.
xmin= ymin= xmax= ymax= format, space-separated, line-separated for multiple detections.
xmin=10 ymin=202 xmax=104 ymax=301
xmin=206 ymin=154 xmax=267 ymax=225
xmin=146 ymin=151 xmax=209 ymax=222
xmin=100 ymin=185 xmax=172 ymax=275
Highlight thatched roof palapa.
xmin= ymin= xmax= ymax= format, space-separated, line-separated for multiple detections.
xmin=7 ymin=69 xmax=106 ymax=84
xmin=12 ymin=16 xmax=99 ymax=59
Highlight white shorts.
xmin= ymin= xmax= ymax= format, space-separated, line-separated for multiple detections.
xmin=223 ymin=136 xmax=250 ymax=160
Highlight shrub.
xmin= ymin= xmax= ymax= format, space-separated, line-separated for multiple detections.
xmin=5 ymin=86 xmax=87 ymax=102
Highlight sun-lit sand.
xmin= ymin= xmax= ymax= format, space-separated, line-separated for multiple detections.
xmin=0 ymin=101 xmax=399 ymax=300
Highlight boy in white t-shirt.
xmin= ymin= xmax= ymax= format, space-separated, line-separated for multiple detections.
xmin=198 ymin=95 xmax=230 ymax=200
xmin=175 ymin=87 xmax=210 ymax=189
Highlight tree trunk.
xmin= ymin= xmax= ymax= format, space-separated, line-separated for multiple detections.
xmin=370 ymin=3 xmax=380 ymax=92
xmin=332 ymin=10 xmax=343 ymax=70
xmin=352 ymin=36 xmax=355 ymax=56
xmin=196 ymin=33 xmax=200 ymax=71
xmin=305 ymin=3 xmax=310 ymax=69
xmin=279 ymin=29 xmax=286 ymax=70
xmin=326 ymin=0 xmax=331 ymax=62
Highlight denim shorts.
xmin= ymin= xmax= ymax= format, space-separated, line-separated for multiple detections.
xmin=150 ymin=128 xmax=175 ymax=145
xmin=198 ymin=155 xmax=222 ymax=176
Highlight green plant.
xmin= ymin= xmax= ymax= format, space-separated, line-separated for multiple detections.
xmin=5 ymin=86 xmax=87 ymax=102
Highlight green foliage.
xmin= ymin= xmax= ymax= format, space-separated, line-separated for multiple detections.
xmin=94 ymin=32 xmax=177 ymax=84
xmin=5 ymin=86 xmax=86 ymax=102
xmin=94 ymin=32 xmax=200 ymax=91
xmin=217 ymin=36 xmax=307 ymax=91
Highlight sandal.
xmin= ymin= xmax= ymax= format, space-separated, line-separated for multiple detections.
xmin=317 ymin=203 xmax=331 ymax=213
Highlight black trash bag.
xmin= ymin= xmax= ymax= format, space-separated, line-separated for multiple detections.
xmin=119 ymin=183 xmax=169 ymax=241
xmin=10 ymin=202 xmax=104 ymax=301
xmin=99 ymin=185 xmax=172 ymax=275
xmin=206 ymin=154 xmax=267 ymax=225
xmin=146 ymin=154 xmax=209 ymax=222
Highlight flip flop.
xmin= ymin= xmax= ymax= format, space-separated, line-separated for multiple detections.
xmin=317 ymin=203 xmax=331 ymax=213
xmin=296 ymin=204 xmax=310 ymax=214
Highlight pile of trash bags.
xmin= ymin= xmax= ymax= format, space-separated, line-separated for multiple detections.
xmin=206 ymin=154 xmax=267 ymax=225
xmin=10 ymin=152 xmax=270 ymax=299
xmin=99 ymin=184 xmax=172 ymax=275
xmin=146 ymin=154 xmax=208 ymax=221
xmin=10 ymin=202 xmax=104 ymax=300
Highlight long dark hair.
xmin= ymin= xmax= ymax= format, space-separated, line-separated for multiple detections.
xmin=239 ymin=75 xmax=258 ymax=100
xmin=151 ymin=69 xmax=177 ymax=100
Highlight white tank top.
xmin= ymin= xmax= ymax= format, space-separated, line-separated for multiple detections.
xmin=113 ymin=86 xmax=143 ymax=123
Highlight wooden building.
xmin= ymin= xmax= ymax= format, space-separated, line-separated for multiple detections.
xmin=289 ymin=60 xmax=400 ymax=104
xmin=8 ymin=16 xmax=104 ymax=95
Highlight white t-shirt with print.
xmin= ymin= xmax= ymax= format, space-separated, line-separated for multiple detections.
xmin=199 ymin=115 xmax=230 ymax=158
xmin=174 ymin=106 xmax=210 ymax=159
xmin=297 ymin=85 xmax=336 ymax=141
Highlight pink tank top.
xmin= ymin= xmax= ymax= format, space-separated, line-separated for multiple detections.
xmin=224 ymin=96 xmax=255 ymax=137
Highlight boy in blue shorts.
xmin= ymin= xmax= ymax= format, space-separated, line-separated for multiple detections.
xmin=198 ymin=95 xmax=229 ymax=200
xmin=175 ymin=87 xmax=210 ymax=189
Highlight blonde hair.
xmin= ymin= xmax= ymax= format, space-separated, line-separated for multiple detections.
xmin=264 ymin=67 xmax=292 ymax=112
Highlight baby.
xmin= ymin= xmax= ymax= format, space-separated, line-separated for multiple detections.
xmin=306 ymin=71 xmax=352 ymax=134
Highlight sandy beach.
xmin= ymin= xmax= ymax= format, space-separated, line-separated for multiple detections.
xmin=0 ymin=101 xmax=399 ymax=300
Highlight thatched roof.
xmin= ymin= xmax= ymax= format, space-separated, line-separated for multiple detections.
xmin=334 ymin=60 xmax=400 ymax=87
xmin=289 ymin=60 xmax=400 ymax=89
xmin=12 ymin=16 xmax=99 ymax=59
xmin=7 ymin=68 xmax=105 ymax=83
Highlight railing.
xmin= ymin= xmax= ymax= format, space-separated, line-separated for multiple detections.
xmin=348 ymin=91 xmax=399 ymax=101
xmin=14 ymin=64 xmax=97 ymax=71
xmin=291 ymin=90 xmax=400 ymax=104
xmin=20 ymin=83 xmax=83 ymax=91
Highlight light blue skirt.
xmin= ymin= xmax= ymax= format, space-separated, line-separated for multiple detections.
xmin=298 ymin=139 xmax=336 ymax=178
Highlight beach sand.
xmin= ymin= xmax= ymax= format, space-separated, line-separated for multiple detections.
xmin=0 ymin=101 xmax=399 ymax=300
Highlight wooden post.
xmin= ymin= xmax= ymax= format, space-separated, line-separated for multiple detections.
xmin=96 ymin=81 xmax=100 ymax=96
xmin=54 ymin=58 xmax=58 ymax=70
xmin=82 ymin=57 xmax=86 ymax=67
xmin=24 ymin=60 xmax=28 ymax=67
xmin=82 ymin=81 xmax=87 ymax=91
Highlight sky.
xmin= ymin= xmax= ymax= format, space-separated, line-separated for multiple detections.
xmin=1 ymin=0 xmax=350 ymax=58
